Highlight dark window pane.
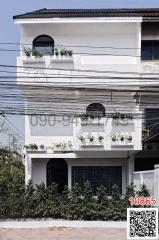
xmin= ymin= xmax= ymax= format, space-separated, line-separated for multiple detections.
xmin=153 ymin=42 xmax=159 ymax=60
xmin=72 ymin=166 xmax=122 ymax=195
xmin=145 ymin=109 xmax=159 ymax=136
xmin=141 ymin=41 xmax=152 ymax=60
xmin=33 ymin=35 xmax=54 ymax=56
xmin=86 ymin=103 xmax=105 ymax=117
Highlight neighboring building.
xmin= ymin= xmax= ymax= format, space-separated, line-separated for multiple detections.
xmin=13 ymin=8 xmax=159 ymax=195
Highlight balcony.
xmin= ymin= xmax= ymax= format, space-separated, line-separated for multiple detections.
xmin=73 ymin=113 xmax=142 ymax=151
xmin=19 ymin=47 xmax=74 ymax=67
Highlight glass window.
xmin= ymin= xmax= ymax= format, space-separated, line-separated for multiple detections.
xmin=72 ymin=166 xmax=122 ymax=195
xmin=145 ymin=109 xmax=159 ymax=136
xmin=33 ymin=35 xmax=54 ymax=56
xmin=86 ymin=103 xmax=105 ymax=117
xmin=141 ymin=40 xmax=159 ymax=60
xmin=153 ymin=42 xmax=159 ymax=60
xmin=141 ymin=41 xmax=152 ymax=60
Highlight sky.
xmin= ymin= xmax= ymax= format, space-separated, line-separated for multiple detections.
xmin=1 ymin=0 xmax=159 ymax=140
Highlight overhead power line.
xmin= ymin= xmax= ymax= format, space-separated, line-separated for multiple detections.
xmin=0 ymin=42 xmax=141 ymax=49
xmin=0 ymin=64 xmax=159 ymax=77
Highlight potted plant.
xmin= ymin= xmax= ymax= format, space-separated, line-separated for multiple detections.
xmin=60 ymin=48 xmax=65 ymax=57
xmin=39 ymin=144 xmax=45 ymax=150
xmin=79 ymin=135 xmax=85 ymax=143
xmin=127 ymin=135 xmax=132 ymax=142
xmin=29 ymin=143 xmax=38 ymax=151
xmin=33 ymin=49 xmax=43 ymax=58
xmin=23 ymin=145 xmax=29 ymax=151
xmin=23 ymin=47 xmax=32 ymax=57
xmin=112 ymin=112 xmax=120 ymax=120
xmin=120 ymin=135 xmax=124 ymax=142
xmin=68 ymin=50 xmax=73 ymax=56
xmin=81 ymin=114 xmax=88 ymax=124
xmin=55 ymin=143 xmax=62 ymax=150
xmin=61 ymin=143 xmax=67 ymax=152
xmin=88 ymin=135 xmax=94 ymax=143
xmin=98 ymin=135 xmax=104 ymax=143
xmin=54 ymin=48 xmax=59 ymax=57
xmin=112 ymin=135 xmax=117 ymax=142
xmin=68 ymin=141 xmax=73 ymax=150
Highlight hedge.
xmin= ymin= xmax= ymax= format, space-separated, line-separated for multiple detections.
xmin=0 ymin=153 xmax=150 ymax=220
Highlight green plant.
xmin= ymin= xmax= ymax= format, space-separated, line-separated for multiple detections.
xmin=40 ymin=144 xmax=44 ymax=149
xmin=68 ymin=50 xmax=73 ymax=56
xmin=125 ymin=182 xmax=136 ymax=201
xmin=120 ymin=135 xmax=124 ymax=142
xmin=29 ymin=143 xmax=38 ymax=150
xmin=137 ymin=184 xmax=150 ymax=197
xmin=56 ymin=143 xmax=62 ymax=149
xmin=54 ymin=48 xmax=59 ymax=56
xmin=127 ymin=135 xmax=132 ymax=142
xmin=23 ymin=145 xmax=29 ymax=150
xmin=68 ymin=141 xmax=73 ymax=149
xmin=23 ymin=47 xmax=32 ymax=57
xmin=79 ymin=135 xmax=85 ymax=143
xmin=112 ymin=185 xmax=121 ymax=201
xmin=33 ymin=49 xmax=43 ymax=58
xmin=112 ymin=112 xmax=133 ymax=121
xmin=60 ymin=48 xmax=66 ymax=56
xmin=98 ymin=135 xmax=104 ymax=142
xmin=112 ymin=135 xmax=117 ymax=142
xmin=88 ymin=135 xmax=94 ymax=142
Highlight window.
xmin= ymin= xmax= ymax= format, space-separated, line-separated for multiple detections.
xmin=145 ymin=109 xmax=159 ymax=136
xmin=141 ymin=40 xmax=159 ymax=60
xmin=72 ymin=166 xmax=122 ymax=195
xmin=86 ymin=103 xmax=105 ymax=117
xmin=33 ymin=35 xmax=54 ymax=55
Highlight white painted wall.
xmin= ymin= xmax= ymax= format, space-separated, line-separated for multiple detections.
xmin=133 ymin=170 xmax=154 ymax=195
xmin=31 ymin=157 xmax=128 ymax=195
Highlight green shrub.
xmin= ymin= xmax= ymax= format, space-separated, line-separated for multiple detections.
xmin=0 ymin=153 xmax=151 ymax=220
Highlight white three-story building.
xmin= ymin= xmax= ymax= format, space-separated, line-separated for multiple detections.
xmin=13 ymin=8 xmax=159 ymax=195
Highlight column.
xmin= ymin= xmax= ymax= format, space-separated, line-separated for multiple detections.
xmin=127 ymin=152 xmax=135 ymax=185
xmin=25 ymin=155 xmax=32 ymax=185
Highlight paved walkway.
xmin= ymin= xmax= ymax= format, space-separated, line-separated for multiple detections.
xmin=0 ymin=228 xmax=127 ymax=240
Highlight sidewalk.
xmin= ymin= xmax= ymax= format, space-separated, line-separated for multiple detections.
xmin=0 ymin=219 xmax=127 ymax=229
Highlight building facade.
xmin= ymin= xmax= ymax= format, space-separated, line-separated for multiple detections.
xmin=13 ymin=8 xmax=159 ymax=195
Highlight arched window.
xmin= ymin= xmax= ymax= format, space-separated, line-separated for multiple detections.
xmin=86 ymin=103 xmax=105 ymax=117
xmin=33 ymin=35 xmax=54 ymax=55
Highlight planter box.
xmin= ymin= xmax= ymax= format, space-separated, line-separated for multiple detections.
xmin=50 ymin=56 xmax=73 ymax=63
xmin=111 ymin=141 xmax=134 ymax=147
xmin=81 ymin=118 xmax=104 ymax=126
xmin=23 ymin=56 xmax=45 ymax=63
xmin=25 ymin=149 xmax=47 ymax=154
xmin=80 ymin=143 xmax=104 ymax=147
